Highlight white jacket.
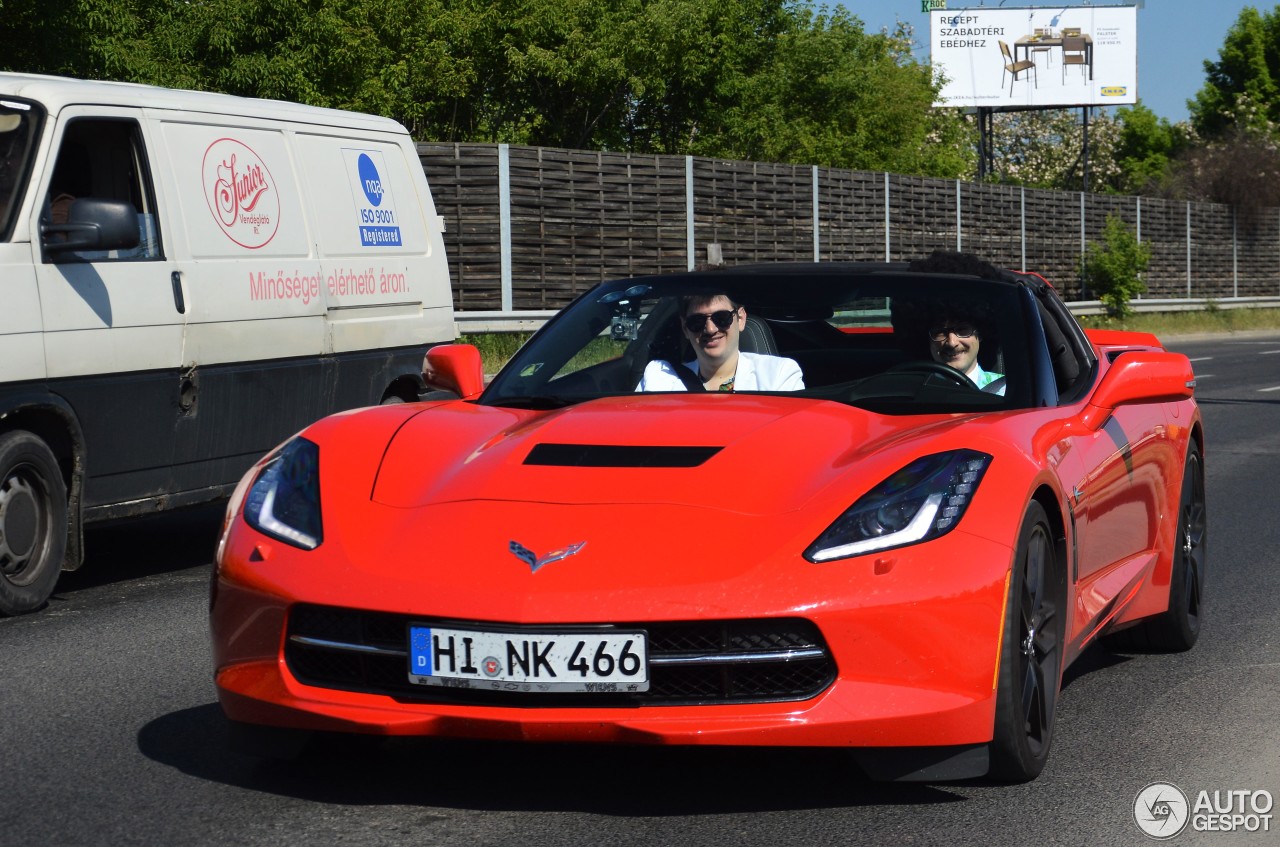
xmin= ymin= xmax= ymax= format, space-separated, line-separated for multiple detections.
xmin=637 ymin=351 xmax=805 ymax=392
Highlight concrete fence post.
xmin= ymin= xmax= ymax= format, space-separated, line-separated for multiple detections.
xmin=812 ymin=165 xmax=820 ymax=262
xmin=685 ymin=156 xmax=695 ymax=271
xmin=884 ymin=172 xmax=891 ymax=262
xmin=498 ymin=143 xmax=512 ymax=311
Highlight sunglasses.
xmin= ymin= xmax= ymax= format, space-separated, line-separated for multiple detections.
xmin=684 ymin=308 xmax=739 ymax=333
xmin=929 ymin=324 xmax=977 ymax=341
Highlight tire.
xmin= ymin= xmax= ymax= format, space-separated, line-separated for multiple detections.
xmin=0 ymin=431 xmax=68 ymax=616
xmin=1106 ymin=445 xmax=1206 ymax=653
xmin=989 ymin=501 xmax=1064 ymax=782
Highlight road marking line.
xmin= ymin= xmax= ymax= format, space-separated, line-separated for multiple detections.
xmin=1260 ymin=350 xmax=1280 ymax=355
xmin=1259 ymin=385 xmax=1280 ymax=392
xmin=1187 ymin=356 xmax=1213 ymax=362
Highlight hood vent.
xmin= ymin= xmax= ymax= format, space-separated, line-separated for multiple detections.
xmin=524 ymin=443 xmax=722 ymax=468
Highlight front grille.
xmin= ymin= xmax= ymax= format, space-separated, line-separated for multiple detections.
xmin=285 ymin=604 xmax=835 ymax=707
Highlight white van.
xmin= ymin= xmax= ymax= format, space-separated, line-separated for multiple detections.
xmin=0 ymin=74 xmax=456 ymax=614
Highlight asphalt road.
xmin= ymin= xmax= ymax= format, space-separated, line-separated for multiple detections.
xmin=2 ymin=333 xmax=1278 ymax=847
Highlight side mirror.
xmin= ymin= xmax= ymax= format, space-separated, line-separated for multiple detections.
xmin=423 ymin=344 xmax=485 ymax=399
xmin=42 ymin=198 xmax=141 ymax=253
xmin=1081 ymin=351 xmax=1195 ymax=430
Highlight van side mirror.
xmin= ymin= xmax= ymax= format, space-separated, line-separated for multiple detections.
xmin=423 ymin=344 xmax=485 ymax=399
xmin=1080 ymin=351 xmax=1194 ymax=430
xmin=42 ymin=198 xmax=141 ymax=254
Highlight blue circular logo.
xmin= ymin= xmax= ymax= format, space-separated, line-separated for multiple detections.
xmin=357 ymin=154 xmax=383 ymax=207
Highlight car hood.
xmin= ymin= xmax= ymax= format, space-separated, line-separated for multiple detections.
xmin=370 ymin=395 xmax=969 ymax=516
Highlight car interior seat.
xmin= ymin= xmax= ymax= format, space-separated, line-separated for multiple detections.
xmin=739 ymin=314 xmax=779 ymax=355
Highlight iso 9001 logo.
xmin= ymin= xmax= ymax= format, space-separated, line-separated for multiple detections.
xmin=1134 ymin=782 xmax=1190 ymax=840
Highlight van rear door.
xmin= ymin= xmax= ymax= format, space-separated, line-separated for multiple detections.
xmin=293 ymin=130 xmax=454 ymax=360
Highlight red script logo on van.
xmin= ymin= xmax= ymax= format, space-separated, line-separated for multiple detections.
xmin=203 ymin=138 xmax=280 ymax=248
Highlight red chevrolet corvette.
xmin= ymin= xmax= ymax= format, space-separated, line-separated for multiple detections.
xmin=210 ymin=259 xmax=1205 ymax=782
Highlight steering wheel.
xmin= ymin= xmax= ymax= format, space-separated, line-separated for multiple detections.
xmin=883 ymin=361 xmax=976 ymax=389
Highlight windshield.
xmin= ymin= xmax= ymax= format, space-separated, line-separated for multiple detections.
xmin=482 ymin=265 xmax=1040 ymax=415
xmin=0 ymin=98 xmax=42 ymax=241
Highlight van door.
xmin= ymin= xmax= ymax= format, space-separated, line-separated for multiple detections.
xmin=32 ymin=109 xmax=184 ymax=514
xmin=152 ymin=116 xmax=328 ymax=483
xmin=295 ymin=131 xmax=454 ymax=400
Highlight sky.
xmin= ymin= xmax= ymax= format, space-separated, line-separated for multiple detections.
xmin=839 ymin=0 xmax=1262 ymax=123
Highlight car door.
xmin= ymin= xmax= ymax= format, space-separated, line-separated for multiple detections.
xmin=1062 ymin=394 xmax=1177 ymax=588
xmin=32 ymin=109 xmax=185 ymax=513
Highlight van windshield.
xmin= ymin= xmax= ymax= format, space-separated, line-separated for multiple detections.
xmin=0 ymin=99 xmax=41 ymax=241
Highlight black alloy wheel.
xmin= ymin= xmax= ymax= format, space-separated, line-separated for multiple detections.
xmin=1107 ymin=445 xmax=1206 ymax=653
xmin=990 ymin=500 xmax=1063 ymax=782
xmin=1171 ymin=446 xmax=1208 ymax=644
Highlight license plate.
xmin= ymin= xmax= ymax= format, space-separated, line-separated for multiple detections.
xmin=408 ymin=625 xmax=649 ymax=693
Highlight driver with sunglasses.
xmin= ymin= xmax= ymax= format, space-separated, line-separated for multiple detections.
xmin=929 ymin=319 xmax=1005 ymax=394
xmin=637 ymin=293 xmax=804 ymax=392
xmin=907 ymin=250 xmax=1006 ymax=395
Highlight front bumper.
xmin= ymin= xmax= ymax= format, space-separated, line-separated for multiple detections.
xmin=211 ymin=530 xmax=1015 ymax=750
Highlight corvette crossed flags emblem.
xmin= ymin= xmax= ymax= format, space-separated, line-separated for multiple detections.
xmin=508 ymin=540 xmax=587 ymax=573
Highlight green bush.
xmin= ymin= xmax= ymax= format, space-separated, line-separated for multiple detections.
xmin=1080 ymin=214 xmax=1151 ymax=318
xmin=459 ymin=331 xmax=534 ymax=374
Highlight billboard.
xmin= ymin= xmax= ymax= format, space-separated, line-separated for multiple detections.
xmin=930 ymin=5 xmax=1137 ymax=109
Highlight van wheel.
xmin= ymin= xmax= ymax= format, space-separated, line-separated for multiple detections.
xmin=0 ymin=431 xmax=67 ymax=616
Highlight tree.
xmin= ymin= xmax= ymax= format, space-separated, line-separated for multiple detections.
xmin=149 ymin=0 xmax=478 ymax=141
xmin=0 ymin=0 xmax=174 ymax=81
xmin=0 ymin=0 xmax=479 ymax=140
xmin=692 ymin=11 xmax=972 ymax=175
xmin=1103 ymin=104 xmax=1192 ymax=196
xmin=1080 ymin=214 xmax=1149 ymax=318
xmin=1170 ymin=7 xmax=1280 ymax=209
xmin=984 ymin=108 xmax=1121 ymax=191
xmin=0 ymin=0 xmax=968 ymax=174
xmin=1189 ymin=6 xmax=1280 ymax=139
xmin=1176 ymin=110 xmax=1280 ymax=213
xmin=0 ymin=0 xmax=88 ymax=76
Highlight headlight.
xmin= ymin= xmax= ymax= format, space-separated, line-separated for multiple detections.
xmin=805 ymin=450 xmax=992 ymax=562
xmin=243 ymin=437 xmax=323 ymax=550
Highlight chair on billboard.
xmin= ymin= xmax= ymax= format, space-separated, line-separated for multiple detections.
xmin=1062 ymin=36 xmax=1088 ymax=83
xmin=998 ymin=40 xmax=1037 ymax=95
xmin=1031 ymin=28 xmax=1054 ymax=67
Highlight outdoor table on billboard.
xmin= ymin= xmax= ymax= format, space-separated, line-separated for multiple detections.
xmin=930 ymin=5 xmax=1137 ymax=108
xmin=1013 ymin=33 xmax=1094 ymax=80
